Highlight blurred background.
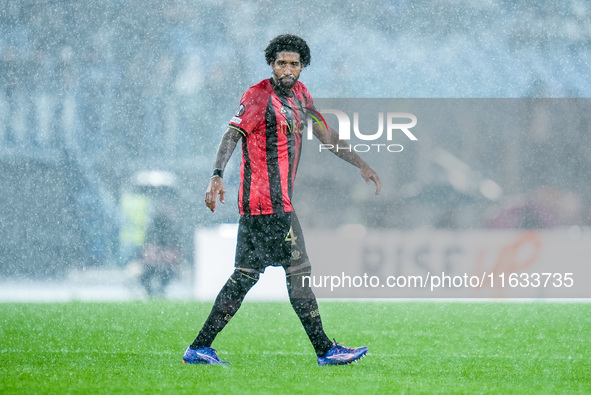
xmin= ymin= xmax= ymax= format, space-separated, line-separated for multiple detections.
xmin=0 ymin=0 xmax=589 ymax=296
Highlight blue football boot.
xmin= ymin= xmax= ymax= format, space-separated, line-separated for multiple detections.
xmin=317 ymin=339 xmax=368 ymax=366
xmin=182 ymin=346 xmax=229 ymax=365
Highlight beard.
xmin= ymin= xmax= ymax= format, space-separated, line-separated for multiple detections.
xmin=274 ymin=75 xmax=298 ymax=94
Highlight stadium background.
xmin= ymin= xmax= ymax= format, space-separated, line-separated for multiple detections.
xmin=0 ymin=0 xmax=590 ymax=289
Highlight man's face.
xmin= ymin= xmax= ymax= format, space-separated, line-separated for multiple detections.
xmin=270 ymin=51 xmax=302 ymax=93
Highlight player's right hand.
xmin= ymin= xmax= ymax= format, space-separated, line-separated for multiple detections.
xmin=205 ymin=176 xmax=225 ymax=212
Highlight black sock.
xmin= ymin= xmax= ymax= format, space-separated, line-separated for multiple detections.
xmin=287 ymin=273 xmax=333 ymax=356
xmin=191 ymin=269 xmax=258 ymax=349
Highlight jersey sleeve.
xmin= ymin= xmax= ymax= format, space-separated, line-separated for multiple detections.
xmin=297 ymin=81 xmax=320 ymax=125
xmin=299 ymin=83 xmax=315 ymax=111
xmin=228 ymin=84 xmax=268 ymax=136
xmin=295 ymin=82 xmax=320 ymax=126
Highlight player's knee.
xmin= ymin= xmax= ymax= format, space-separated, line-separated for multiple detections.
xmin=287 ymin=272 xmax=315 ymax=300
xmin=231 ymin=268 xmax=260 ymax=291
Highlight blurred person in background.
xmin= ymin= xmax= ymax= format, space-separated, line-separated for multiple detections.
xmin=139 ymin=208 xmax=181 ymax=297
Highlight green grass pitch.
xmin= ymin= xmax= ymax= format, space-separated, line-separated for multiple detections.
xmin=1 ymin=301 xmax=590 ymax=393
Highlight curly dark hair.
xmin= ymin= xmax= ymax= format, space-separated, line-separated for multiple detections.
xmin=265 ymin=34 xmax=311 ymax=67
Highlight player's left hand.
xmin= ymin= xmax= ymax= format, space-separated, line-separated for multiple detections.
xmin=360 ymin=164 xmax=381 ymax=195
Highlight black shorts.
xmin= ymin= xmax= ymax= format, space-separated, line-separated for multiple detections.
xmin=235 ymin=211 xmax=310 ymax=274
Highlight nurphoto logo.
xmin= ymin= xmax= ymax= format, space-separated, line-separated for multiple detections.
xmin=306 ymin=108 xmax=418 ymax=153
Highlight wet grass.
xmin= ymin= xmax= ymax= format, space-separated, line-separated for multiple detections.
xmin=1 ymin=301 xmax=590 ymax=393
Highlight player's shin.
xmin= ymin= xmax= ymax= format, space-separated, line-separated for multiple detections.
xmin=191 ymin=269 xmax=259 ymax=348
xmin=287 ymin=272 xmax=333 ymax=356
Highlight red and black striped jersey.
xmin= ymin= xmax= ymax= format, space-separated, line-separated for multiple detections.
xmin=228 ymin=78 xmax=314 ymax=216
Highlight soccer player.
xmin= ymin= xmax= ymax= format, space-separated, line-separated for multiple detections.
xmin=183 ymin=34 xmax=381 ymax=366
